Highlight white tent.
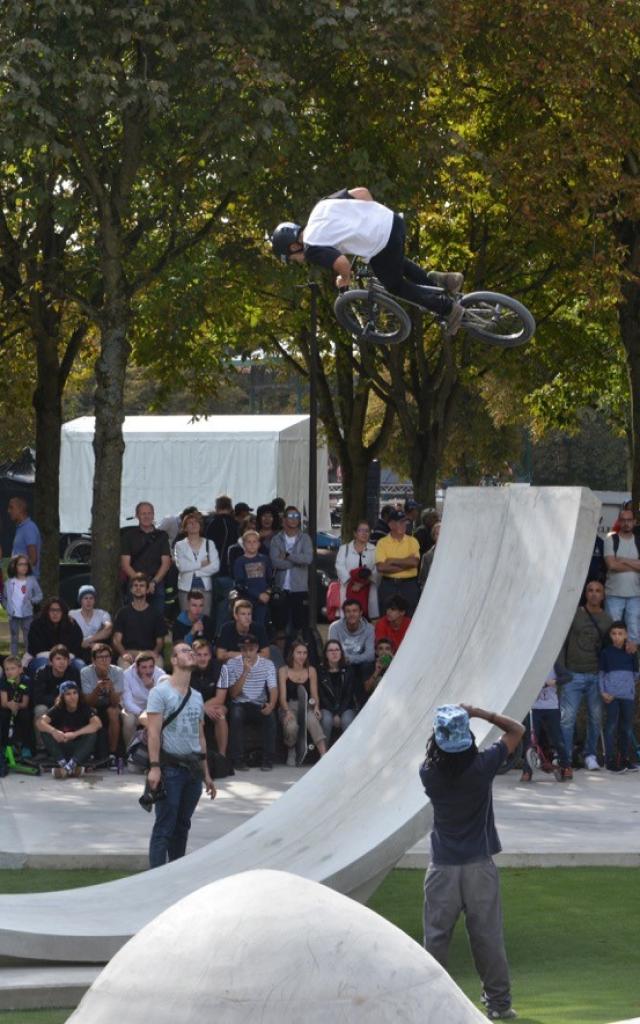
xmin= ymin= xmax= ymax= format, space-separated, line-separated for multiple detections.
xmin=59 ymin=415 xmax=331 ymax=534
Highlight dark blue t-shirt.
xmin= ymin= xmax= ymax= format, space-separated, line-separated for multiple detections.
xmin=419 ymin=740 xmax=507 ymax=866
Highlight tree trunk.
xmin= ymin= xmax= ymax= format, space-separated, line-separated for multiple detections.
xmin=91 ymin=295 xmax=131 ymax=616
xmin=407 ymin=439 xmax=439 ymax=507
xmin=339 ymin=454 xmax=370 ymax=540
xmin=32 ymin=330 xmax=62 ymax=597
xmin=616 ymin=217 xmax=640 ymax=512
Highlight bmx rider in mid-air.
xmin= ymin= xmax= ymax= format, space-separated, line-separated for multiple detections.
xmin=271 ymin=186 xmax=465 ymax=337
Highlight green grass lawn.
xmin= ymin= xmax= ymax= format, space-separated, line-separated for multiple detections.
xmin=0 ymin=868 xmax=638 ymax=1024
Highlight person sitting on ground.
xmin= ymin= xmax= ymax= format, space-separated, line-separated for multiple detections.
xmin=112 ymin=574 xmax=167 ymax=667
xmin=233 ymin=529 xmax=273 ymax=629
xmin=120 ymin=501 xmax=172 ymax=614
xmin=520 ymin=669 xmax=572 ymax=783
xmin=271 ymin=187 xmax=465 ymax=335
xmin=599 ymin=620 xmax=640 ymax=773
xmin=80 ymin=643 xmax=124 ymax=768
xmin=328 ymin=599 xmax=375 ymax=705
xmin=122 ymin=651 xmax=163 ymax=750
xmin=363 ymin=638 xmax=395 ymax=701
xmin=317 ymin=639 xmax=357 ymax=744
xmin=26 ymin=597 xmax=85 ymax=677
xmin=556 ymin=578 xmax=612 ymax=771
xmin=69 ymin=585 xmax=113 ymax=653
xmin=3 ymin=555 xmax=43 ymax=656
xmin=335 ymin=520 xmax=379 ymax=619
xmin=223 ymin=634 xmax=277 ymax=772
xmin=172 ymin=589 xmax=217 ymax=646
xmin=32 ymin=646 xmax=81 ymax=741
xmin=173 ymin=511 xmax=219 ymax=616
xmin=375 ymin=509 xmax=421 ymax=616
xmin=37 ymin=680 xmax=102 ymax=778
xmin=0 ymin=655 xmax=32 ymax=759
xmin=419 ymin=522 xmax=441 ymax=589
xmin=420 ymin=704 xmax=523 ymax=1021
xmin=190 ymin=638 xmax=230 ymax=768
xmin=278 ymin=639 xmax=327 ymax=767
xmin=374 ymin=595 xmax=411 ymax=652
xmin=216 ymin=598 xmax=270 ymax=663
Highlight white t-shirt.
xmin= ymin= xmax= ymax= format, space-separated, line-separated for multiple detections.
xmin=604 ymin=533 xmax=640 ymax=598
xmin=304 ymin=198 xmax=394 ymax=260
xmin=70 ymin=607 xmax=112 ymax=641
xmin=283 ymin=533 xmax=297 ymax=591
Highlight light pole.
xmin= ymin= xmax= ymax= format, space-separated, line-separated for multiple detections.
xmin=307 ymin=279 xmax=319 ymax=630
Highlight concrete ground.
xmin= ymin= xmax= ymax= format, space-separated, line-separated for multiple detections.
xmin=1 ymin=759 xmax=639 ymax=871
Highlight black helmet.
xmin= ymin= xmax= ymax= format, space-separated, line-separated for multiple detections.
xmin=271 ymin=222 xmax=303 ymax=262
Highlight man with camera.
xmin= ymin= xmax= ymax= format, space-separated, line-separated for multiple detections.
xmin=80 ymin=643 xmax=124 ymax=768
xmin=145 ymin=642 xmax=215 ymax=868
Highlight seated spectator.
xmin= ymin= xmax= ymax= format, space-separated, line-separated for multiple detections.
xmin=256 ymin=504 xmax=277 ymax=553
xmin=4 ymin=555 xmax=42 ymax=656
xmin=173 ymin=511 xmax=219 ymax=616
xmin=363 ymin=638 xmax=395 ymax=700
xmin=328 ymin=599 xmax=375 ymax=705
xmin=278 ymin=640 xmax=326 ymax=767
xmin=120 ymin=501 xmax=171 ymax=614
xmin=317 ymin=639 xmax=357 ymax=745
xmin=112 ymin=574 xmax=167 ymax=667
xmin=216 ymin=598 xmax=270 ymax=662
xmin=521 ymin=670 xmax=572 ymax=782
xmin=190 ymin=638 xmax=229 ymax=765
xmin=233 ymin=530 xmax=273 ymax=628
xmin=32 ymin=646 xmax=81 ymax=742
xmin=69 ymin=585 xmax=113 ymax=653
xmin=375 ymin=509 xmax=420 ymax=615
xmin=335 ymin=521 xmax=379 ymax=619
xmin=27 ymin=598 xmax=85 ymax=677
xmin=599 ymin=621 xmax=640 ymax=773
xmin=172 ymin=590 xmax=216 ymax=646
xmin=223 ymin=634 xmax=277 ymax=772
xmin=80 ymin=643 xmax=124 ymax=767
xmin=0 ymin=655 xmax=32 ymax=759
xmin=36 ymin=680 xmax=101 ymax=777
xmin=418 ymin=522 xmax=441 ymax=589
xmin=122 ymin=651 xmax=163 ymax=749
xmin=374 ymin=595 xmax=411 ymax=652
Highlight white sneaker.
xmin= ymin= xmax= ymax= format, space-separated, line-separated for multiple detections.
xmin=584 ymin=755 xmax=600 ymax=770
xmin=286 ymin=747 xmax=296 ymax=767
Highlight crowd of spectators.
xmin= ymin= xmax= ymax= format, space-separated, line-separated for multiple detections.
xmin=0 ymin=494 xmax=433 ymax=779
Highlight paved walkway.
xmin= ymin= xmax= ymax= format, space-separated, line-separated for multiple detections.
xmin=1 ymin=762 xmax=639 ymax=870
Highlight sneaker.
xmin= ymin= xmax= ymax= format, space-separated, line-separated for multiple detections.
xmin=286 ymin=747 xmax=296 ymax=767
xmin=487 ymin=1010 xmax=517 ymax=1021
xmin=560 ymin=767 xmax=573 ymax=781
xmin=606 ymin=764 xmax=627 ymax=773
xmin=53 ymin=761 xmax=68 ymax=780
xmin=107 ymin=754 xmax=118 ymax=771
xmin=519 ymin=770 xmax=532 ymax=783
xmin=584 ymin=755 xmax=600 ymax=770
xmin=444 ymin=300 xmax=465 ymax=338
xmin=233 ymin=760 xmax=250 ymax=772
xmin=21 ymin=746 xmax=33 ymax=760
xmin=623 ymin=761 xmax=640 ymax=773
xmin=261 ymin=761 xmax=273 ymax=772
xmin=428 ymin=271 xmax=465 ymax=293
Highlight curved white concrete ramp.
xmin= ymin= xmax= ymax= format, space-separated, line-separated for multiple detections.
xmin=67 ymin=870 xmax=486 ymax=1023
xmin=0 ymin=487 xmax=599 ymax=963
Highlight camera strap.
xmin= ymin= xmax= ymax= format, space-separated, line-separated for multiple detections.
xmin=161 ymin=687 xmax=192 ymax=732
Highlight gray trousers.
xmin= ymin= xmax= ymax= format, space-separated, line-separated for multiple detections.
xmin=423 ymin=858 xmax=512 ymax=1015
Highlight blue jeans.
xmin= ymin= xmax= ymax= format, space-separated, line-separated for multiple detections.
xmin=148 ymin=765 xmax=203 ymax=869
xmin=605 ymin=595 xmax=640 ymax=643
xmin=603 ymin=698 xmax=635 ymax=765
xmin=559 ymin=673 xmax=602 ymax=760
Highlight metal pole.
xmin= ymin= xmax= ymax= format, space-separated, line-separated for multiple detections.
xmin=307 ymin=280 xmax=319 ymax=630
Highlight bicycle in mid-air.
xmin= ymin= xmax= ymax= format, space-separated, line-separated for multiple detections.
xmin=333 ymin=261 xmax=536 ymax=348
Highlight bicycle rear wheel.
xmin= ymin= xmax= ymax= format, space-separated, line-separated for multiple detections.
xmin=334 ymin=289 xmax=411 ymax=345
xmin=460 ymin=291 xmax=535 ymax=348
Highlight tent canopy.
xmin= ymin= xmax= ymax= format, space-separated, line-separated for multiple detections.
xmin=59 ymin=415 xmax=330 ymax=534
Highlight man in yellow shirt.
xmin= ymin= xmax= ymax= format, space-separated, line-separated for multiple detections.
xmin=375 ymin=510 xmax=420 ymax=615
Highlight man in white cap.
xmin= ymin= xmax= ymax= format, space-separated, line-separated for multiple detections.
xmin=419 ymin=703 xmax=524 ymax=1021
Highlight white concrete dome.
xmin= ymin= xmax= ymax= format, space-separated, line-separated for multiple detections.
xmin=67 ymin=870 xmax=485 ymax=1023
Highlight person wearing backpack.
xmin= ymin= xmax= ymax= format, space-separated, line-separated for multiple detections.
xmin=603 ymin=508 xmax=640 ymax=643
xmin=556 ymin=580 xmax=612 ymax=771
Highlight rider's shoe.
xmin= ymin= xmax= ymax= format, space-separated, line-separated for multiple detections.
xmin=428 ymin=271 xmax=464 ymax=293
xmin=444 ymin=300 xmax=465 ymax=338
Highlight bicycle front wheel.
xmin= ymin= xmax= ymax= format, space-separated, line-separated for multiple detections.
xmin=334 ymin=289 xmax=411 ymax=345
xmin=460 ymin=291 xmax=535 ymax=348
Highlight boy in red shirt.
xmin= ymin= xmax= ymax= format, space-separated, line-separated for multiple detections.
xmin=374 ymin=595 xmax=410 ymax=652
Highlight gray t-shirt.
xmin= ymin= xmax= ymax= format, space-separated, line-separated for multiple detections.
xmin=146 ymin=680 xmax=204 ymax=757
xmin=604 ymin=533 xmax=640 ymax=597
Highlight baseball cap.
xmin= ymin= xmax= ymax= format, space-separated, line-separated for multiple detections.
xmin=238 ymin=633 xmax=259 ymax=647
xmin=59 ymin=680 xmax=79 ymax=696
xmin=405 ymin=499 xmax=419 ymax=511
xmin=77 ymin=584 xmax=96 ymax=600
xmin=433 ymin=705 xmax=472 ymax=753
xmin=234 ymin=502 xmax=254 ymax=515
xmin=388 ymin=509 xmax=408 ymax=522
